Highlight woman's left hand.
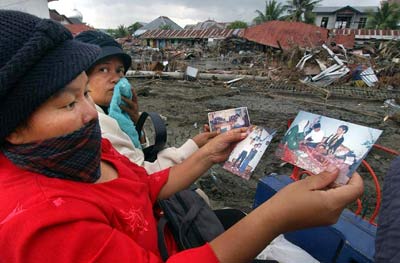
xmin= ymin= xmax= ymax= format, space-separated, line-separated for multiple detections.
xmin=120 ymin=88 xmax=140 ymax=123
xmin=192 ymin=124 xmax=217 ymax=147
xmin=202 ymin=127 xmax=248 ymax=163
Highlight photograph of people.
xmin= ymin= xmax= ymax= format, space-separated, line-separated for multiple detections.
xmin=277 ymin=111 xmax=382 ymax=185
xmin=224 ymin=126 xmax=275 ymax=180
xmin=208 ymin=107 xmax=250 ymax=133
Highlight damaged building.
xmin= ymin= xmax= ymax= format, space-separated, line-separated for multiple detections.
xmin=139 ymin=28 xmax=244 ymax=49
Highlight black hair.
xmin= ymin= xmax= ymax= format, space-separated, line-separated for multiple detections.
xmin=339 ymin=125 xmax=349 ymax=133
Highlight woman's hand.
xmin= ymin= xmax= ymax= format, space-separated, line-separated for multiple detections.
xmin=120 ymin=88 xmax=139 ymax=124
xmin=208 ymin=168 xmax=362 ymax=263
xmin=192 ymin=124 xmax=218 ymax=147
xmin=267 ymin=169 xmax=364 ymax=234
xmin=201 ymin=127 xmax=248 ymax=164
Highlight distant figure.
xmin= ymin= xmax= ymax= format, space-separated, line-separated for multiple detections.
xmin=304 ymin=123 xmax=325 ymax=148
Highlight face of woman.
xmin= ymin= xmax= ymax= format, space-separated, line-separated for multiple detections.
xmin=6 ymin=72 xmax=98 ymax=144
xmin=87 ymin=56 xmax=125 ymax=107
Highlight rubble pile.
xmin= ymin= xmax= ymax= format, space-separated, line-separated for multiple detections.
xmin=119 ymin=34 xmax=399 ymax=96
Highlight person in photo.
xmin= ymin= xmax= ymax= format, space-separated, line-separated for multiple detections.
xmin=303 ymin=123 xmax=325 ymax=148
xmin=239 ymin=143 xmax=262 ymax=173
xmin=320 ymin=125 xmax=349 ymax=155
xmin=232 ymin=149 xmax=248 ymax=170
xmin=233 ymin=113 xmax=245 ymax=128
xmin=282 ymin=120 xmax=310 ymax=150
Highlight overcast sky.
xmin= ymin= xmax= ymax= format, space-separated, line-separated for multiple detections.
xmin=49 ymin=0 xmax=381 ymax=29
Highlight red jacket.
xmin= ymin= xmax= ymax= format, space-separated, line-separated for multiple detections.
xmin=0 ymin=139 xmax=219 ymax=263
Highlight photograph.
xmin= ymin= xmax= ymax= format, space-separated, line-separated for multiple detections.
xmin=276 ymin=111 xmax=383 ymax=185
xmin=223 ymin=126 xmax=276 ymax=180
xmin=208 ymin=107 xmax=250 ymax=133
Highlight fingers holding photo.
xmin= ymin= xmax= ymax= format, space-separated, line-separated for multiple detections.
xmin=192 ymin=131 xmax=219 ymax=148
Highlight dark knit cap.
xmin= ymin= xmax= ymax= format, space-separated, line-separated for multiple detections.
xmin=0 ymin=10 xmax=100 ymax=143
xmin=75 ymin=30 xmax=132 ymax=73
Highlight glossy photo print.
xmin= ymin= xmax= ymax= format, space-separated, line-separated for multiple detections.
xmin=223 ymin=126 xmax=276 ymax=180
xmin=208 ymin=107 xmax=250 ymax=133
xmin=276 ymin=111 xmax=382 ymax=185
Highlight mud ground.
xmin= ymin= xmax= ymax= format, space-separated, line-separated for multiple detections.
xmin=131 ymin=77 xmax=400 ymax=218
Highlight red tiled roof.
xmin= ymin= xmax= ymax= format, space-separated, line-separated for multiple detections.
xmin=139 ymin=28 xmax=244 ymax=40
xmin=243 ymin=21 xmax=329 ymax=50
xmin=64 ymin=24 xmax=94 ymax=36
xmin=329 ymin=33 xmax=355 ymax=49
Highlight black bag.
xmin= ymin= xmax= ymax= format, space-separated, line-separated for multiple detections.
xmin=157 ymin=189 xmax=225 ymax=261
xmin=135 ymin=111 xmax=167 ymax=162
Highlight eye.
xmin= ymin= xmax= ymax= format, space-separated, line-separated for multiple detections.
xmin=65 ymin=101 xmax=76 ymax=110
xmin=84 ymin=89 xmax=91 ymax=98
xmin=117 ymin=67 xmax=125 ymax=75
xmin=99 ymin=67 xmax=109 ymax=73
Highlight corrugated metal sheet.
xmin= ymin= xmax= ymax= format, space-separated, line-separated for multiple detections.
xmin=140 ymin=16 xmax=182 ymax=31
xmin=140 ymin=28 xmax=244 ymax=40
xmin=243 ymin=21 xmax=329 ymax=50
xmin=332 ymin=29 xmax=400 ymax=40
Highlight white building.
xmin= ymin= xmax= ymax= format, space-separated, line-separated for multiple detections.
xmin=0 ymin=0 xmax=56 ymax=18
xmin=313 ymin=6 xmax=378 ymax=29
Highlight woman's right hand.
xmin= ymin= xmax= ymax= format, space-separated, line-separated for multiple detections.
xmin=120 ymin=88 xmax=139 ymax=124
xmin=209 ymin=168 xmax=363 ymax=263
xmin=267 ymin=169 xmax=364 ymax=234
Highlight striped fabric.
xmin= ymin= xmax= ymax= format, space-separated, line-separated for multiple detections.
xmin=1 ymin=120 xmax=102 ymax=183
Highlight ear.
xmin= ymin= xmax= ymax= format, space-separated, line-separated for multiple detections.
xmin=5 ymin=130 xmax=24 ymax=145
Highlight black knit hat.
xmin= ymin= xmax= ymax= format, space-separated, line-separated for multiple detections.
xmin=0 ymin=10 xmax=100 ymax=143
xmin=75 ymin=30 xmax=132 ymax=73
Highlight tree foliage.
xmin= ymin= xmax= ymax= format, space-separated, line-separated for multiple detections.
xmin=128 ymin=22 xmax=143 ymax=34
xmin=105 ymin=28 xmax=117 ymax=37
xmin=227 ymin=20 xmax=248 ymax=29
xmin=285 ymin=0 xmax=321 ymax=23
xmin=366 ymin=2 xmax=400 ymax=29
xmin=253 ymin=0 xmax=286 ymax=24
xmin=106 ymin=25 xmax=129 ymax=38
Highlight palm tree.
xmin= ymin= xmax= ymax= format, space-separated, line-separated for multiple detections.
xmin=367 ymin=2 xmax=400 ymax=29
xmin=128 ymin=22 xmax=143 ymax=35
xmin=285 ymin=0 xmax=321 ymax=23
xmin=115 ymin=25 xmax=129 ymax=38
xmin=253 ymin=0 xmax=286 ymax=25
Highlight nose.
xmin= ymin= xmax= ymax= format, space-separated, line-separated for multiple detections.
xmin=110 ymin=70 xmax=123 ymax=84
xmin=82 ymin=96 xmax=98 ymax=124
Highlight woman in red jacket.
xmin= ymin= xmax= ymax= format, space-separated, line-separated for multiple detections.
xmin=0 ymin=10 xmax=363 ymax=263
